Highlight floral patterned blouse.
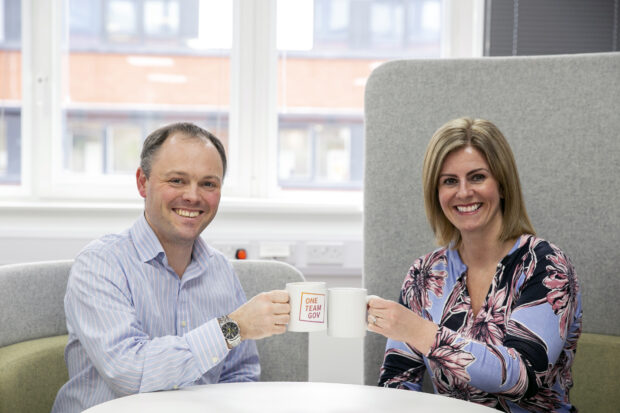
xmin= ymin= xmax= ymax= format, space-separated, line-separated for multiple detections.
xmin=379 ymin=235 xmax=582 ymax=412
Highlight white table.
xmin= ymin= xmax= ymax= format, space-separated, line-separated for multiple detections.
xmin=84 ymin=381 xmax=496 ymax=412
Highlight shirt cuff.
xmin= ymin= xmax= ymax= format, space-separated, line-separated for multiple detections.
xmin=185 ymin=318 xmax=230 ymax=375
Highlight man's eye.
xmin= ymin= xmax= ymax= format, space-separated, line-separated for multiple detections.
xmin=169 ymin=178 xmax=183 ymax=184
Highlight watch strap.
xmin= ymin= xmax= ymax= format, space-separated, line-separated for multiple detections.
xmin=217 ymin=315 xmax=241 ymax=348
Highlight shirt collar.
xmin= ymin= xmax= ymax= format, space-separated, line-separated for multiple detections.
xmin=130 ymin=214 xmax=166 ymax=263
xmin=129 ymin=213 xmax=214 ymax=267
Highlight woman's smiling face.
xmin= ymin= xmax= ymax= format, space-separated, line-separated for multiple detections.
xmin=437 ymin=146 xmax=503 ymax=241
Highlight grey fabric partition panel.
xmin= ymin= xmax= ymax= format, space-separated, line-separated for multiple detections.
xmin=362 ymin=52 xmax=620 ymax=385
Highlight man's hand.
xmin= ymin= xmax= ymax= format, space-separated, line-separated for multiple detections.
xmin=229 ymin=290 xmax=290 ymax=340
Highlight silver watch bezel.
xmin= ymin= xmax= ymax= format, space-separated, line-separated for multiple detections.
xmin=218 ymin=316 xmax=241 ymax=348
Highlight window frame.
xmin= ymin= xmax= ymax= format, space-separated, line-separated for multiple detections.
xmin=1 ymin=0 xmax=484 ymax=207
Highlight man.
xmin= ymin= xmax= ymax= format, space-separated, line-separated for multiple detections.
xmin=52 ymin=123 xmax=290 ymax=413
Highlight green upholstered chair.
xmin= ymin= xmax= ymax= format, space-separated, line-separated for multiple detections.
xmin=570 ymin=332 xmax=620 ymax=411
xmin=0 ymin=258 xmax=308 ymax=413
xmin=0 ymin=260 xmax=71 ymax=413
xmin=0 ymin=335 xmax=69 ymax=413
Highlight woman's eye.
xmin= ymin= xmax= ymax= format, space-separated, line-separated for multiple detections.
xmin=442 ymin=178 xmax=457 ymax=185
xmin=471 ymin=174 xmax=486 ymax=182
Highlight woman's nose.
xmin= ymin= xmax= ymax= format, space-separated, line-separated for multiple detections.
xmin=456 ymin=181 xmax=472 ymax=198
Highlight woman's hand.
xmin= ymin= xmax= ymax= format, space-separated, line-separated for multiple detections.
xmin=367 ymin=296 xmax=438 ymax=355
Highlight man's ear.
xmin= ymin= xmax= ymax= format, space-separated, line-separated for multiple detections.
xmin=136 ymin=167 xmax=148 ymax=198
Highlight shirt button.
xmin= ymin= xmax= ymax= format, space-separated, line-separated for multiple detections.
xmin=212 ymin=356 xmax=219 ymax=363
xmin=181 ymin=321 xmax=187 ymax=327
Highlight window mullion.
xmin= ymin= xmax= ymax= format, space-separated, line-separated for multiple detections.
xmin=230 ymin=0 xmax=277 ymax=198
xmin=23 ymin=0 xmax=64 ymax=199
xmin=441 ymin=0 xmax=485 ymax=58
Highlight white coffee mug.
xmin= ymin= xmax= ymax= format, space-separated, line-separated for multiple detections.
xmin=286 ymin=282 xmax=327 ymax=332
xmin=327 ymin=287 xmax=368 ymax=338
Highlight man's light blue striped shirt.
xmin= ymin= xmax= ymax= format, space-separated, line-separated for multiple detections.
xmin=52 ymin=215 xmax=260 ymax=413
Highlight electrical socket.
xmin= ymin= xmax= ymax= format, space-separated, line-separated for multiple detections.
xmin=259 ymin=242 xmax=291 ymax=259
xmin=306 ymin=242 xmax=345 ymax=265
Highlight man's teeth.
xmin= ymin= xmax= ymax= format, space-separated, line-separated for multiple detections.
xmin=457 ymin=204 xmax=481 ymax=213
xmin=176 ymin=209 xmax=200 ymax=218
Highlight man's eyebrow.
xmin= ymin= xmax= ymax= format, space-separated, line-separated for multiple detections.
xmin=163 ymin=170 xmax=189 ymax=175
xmin=203 ymin=175 xmax=222 ymax=183
xmin=163 ymin=171 xmax=222 ymax=182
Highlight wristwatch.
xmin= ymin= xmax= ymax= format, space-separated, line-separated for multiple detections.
xmin=217 ymin=315 xmax=241 ymax=348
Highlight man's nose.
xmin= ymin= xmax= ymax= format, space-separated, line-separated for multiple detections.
xmin=183 ymin=183 xmax=200 ymax=201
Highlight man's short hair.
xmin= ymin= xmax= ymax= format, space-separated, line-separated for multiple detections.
xmin=140 ymin=122 xmax=227 ymax=178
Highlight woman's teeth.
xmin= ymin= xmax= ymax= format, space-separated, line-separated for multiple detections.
xmin=456 ymin=203 xmax=481 ymax=213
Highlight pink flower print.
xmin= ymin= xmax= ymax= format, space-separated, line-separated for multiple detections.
xmin=499 ymin=347 xmax=530 ymax=400
xmin=470 ymin=285 xmax=508 ymax=346
xmin=403 ymin=249 xmax=448 ymax=315
xmin=381 ymin=348 xmax=426 ymax=388
xmin=427 ymin=327 xmax=475 ymax=389
xmin=543 ymin=247 xmax=579 ymax=339
xmin=443 ymin=382 xmax=498 ymax=407
xmin=440 ymin=278 xmax=470 ymax=326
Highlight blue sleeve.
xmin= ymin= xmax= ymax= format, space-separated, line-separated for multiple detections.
xmin=64 ymin=249 xmax=237 ymax=395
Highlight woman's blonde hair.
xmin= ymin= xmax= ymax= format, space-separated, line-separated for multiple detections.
xmin=422 ymin=117 xmax=535 ymax=248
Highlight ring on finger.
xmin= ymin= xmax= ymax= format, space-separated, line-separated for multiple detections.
xmin=369 ymin=315 xmax=377 ymax=325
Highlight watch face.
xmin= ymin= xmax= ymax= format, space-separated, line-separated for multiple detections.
xmin=222 ymin=321 xmax=239 ymax=339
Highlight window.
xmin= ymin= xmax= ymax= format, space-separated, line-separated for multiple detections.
xmin=62 ymin=0 xmax=232 ymax=190
xmin=276 ymin=0 xmax=442 ymax=190
xmin=0 ymin=0 xmax=21 ymax=185
xmin=2 ymin=0 xmax=473 ymax=203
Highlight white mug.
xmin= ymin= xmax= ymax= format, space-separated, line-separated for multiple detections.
xmin=286 ymin=282 xmax=327 ymax=332
xmin=327 ymin=287 xmax=369 ymax=338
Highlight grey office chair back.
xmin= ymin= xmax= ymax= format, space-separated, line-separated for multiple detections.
xmin=232 ymin=259 xmax=308 ymax=382
xmin=0 ymin=259 xmax=72 ymax=348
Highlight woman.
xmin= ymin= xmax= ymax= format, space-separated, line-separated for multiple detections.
xmin=367 ymin=117 xmax=582 ymax=412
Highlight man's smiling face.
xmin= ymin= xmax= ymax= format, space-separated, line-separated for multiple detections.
xmin=137 ymin=133 xmax=223 ymax=251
